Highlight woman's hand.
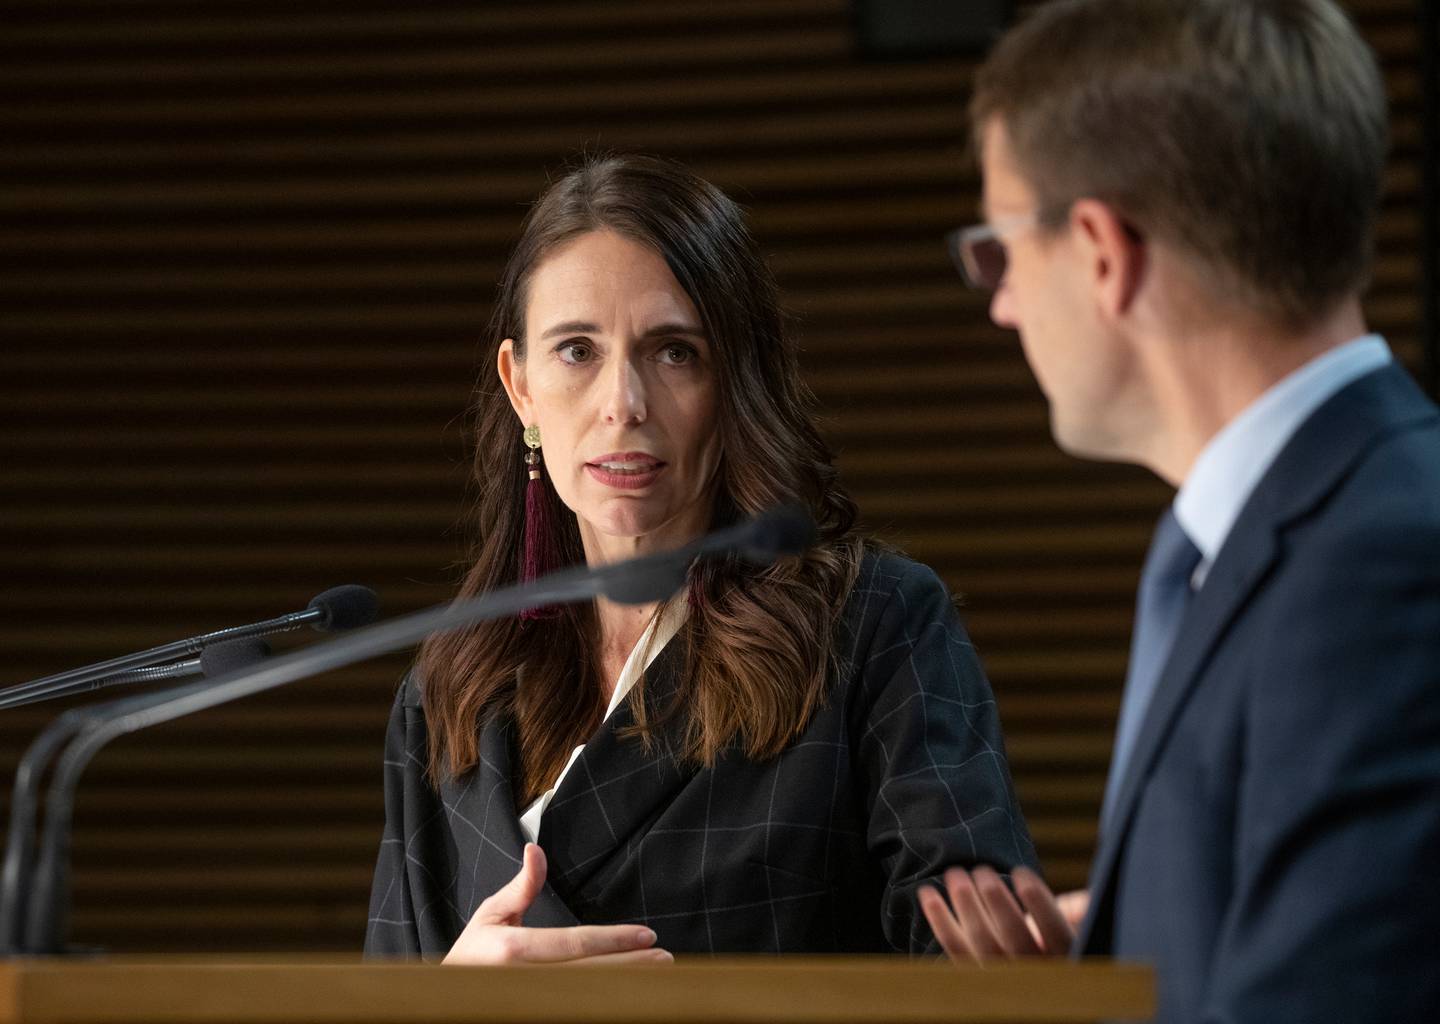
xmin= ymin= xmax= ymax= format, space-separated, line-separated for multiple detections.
xmin=918 ymin=865 xmax=1088 ymax=963
xmin=443 ymin=844 xmax=673 ymax=965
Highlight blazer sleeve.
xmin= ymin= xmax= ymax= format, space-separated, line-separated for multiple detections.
xmin=1199 ymin=511 xmax=1440 ymax=1022
xmin=850 ymin=558 xmax=1037 ymax=953
xmin=363 ymin=681 xmax=423 ymax=957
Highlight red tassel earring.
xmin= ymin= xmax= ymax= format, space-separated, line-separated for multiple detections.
xmin=520 ymin=424 xmax=561 ymax=621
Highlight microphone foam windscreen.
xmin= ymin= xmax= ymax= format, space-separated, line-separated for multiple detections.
xmin=742 ymin=505 xmax=817 ymax=562
xmin=599 ymin=558 xmax=689 ymax=606
xmin=199 ymin=638 xmax=272 ymax=678
xmin=307 ymin=585 xmax=380 ymax=631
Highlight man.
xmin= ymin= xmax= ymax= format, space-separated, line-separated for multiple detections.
xmin=919 ymin=1 xmax=1440 ymax=1020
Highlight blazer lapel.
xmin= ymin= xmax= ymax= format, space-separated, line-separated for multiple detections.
xmin=1077 ymin=364 xmax=1439 ymax=952
xmin=1076 ymin=523 xmax=1280 ymax=950
xmin=442 ymin=712 xmax=580 ymax=927
xmin=537 ymin=636 xmax=697 ymax=904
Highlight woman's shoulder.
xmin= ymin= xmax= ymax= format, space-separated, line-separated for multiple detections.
xmin=837 ymin=546 xmax=960 ymax=639
xmin=826 ymin=546 xmax=982 ymax=711
xmin=846 ymin=546 xmax=954 ymax=612
xmin=395 ymin=669 xmax=425 ymax=710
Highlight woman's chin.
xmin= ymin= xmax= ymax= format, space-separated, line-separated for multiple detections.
xmin=582 ymin=508 xmax=665 ymax=544
xmin=576 ymin=502 xmax=702 ymax=555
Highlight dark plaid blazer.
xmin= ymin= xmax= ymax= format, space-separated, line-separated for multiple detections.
xmin=364 ymin=551 xmax=1036 ymax=957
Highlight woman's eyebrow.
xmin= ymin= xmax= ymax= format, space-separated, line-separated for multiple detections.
xmin=539 ymin=320 xmax=600 ymax=339
xmin=538 ymin=320 xmax=707 ymax=340
xmin=640 ymin=322 xmax=706 ymax=339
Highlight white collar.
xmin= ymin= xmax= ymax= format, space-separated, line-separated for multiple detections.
xmin=602 ymin=596 xmax=688 ymax=723
xmin=1174 ymin=334 xmax=1390 ymax=580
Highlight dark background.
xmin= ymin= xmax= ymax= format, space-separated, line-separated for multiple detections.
xmin=1 ymin=0 xmax=1431 ymax=952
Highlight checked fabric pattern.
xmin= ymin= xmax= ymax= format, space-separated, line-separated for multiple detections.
xmin=364 ymin=551 xmax=1036 ymax=957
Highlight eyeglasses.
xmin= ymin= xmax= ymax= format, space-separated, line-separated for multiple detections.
xmin=945 ymin=212 xmax=1044 ymax=291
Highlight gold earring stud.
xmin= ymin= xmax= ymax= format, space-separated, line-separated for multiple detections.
xmin=523 ymin=425 xmax=542 ymax=480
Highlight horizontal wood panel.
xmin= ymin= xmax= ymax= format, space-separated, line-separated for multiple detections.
xmin=0 ymin=959 xmax=1157 ymax=1023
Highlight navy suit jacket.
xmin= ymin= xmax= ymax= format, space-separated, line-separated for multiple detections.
xmin=1077 ymin=364 xmax=1440 ymax=1022
xmin=365 ymin=551 xmax=1036 ymax=957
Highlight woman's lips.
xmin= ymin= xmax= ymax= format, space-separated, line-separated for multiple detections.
xmin=585 ymin=453 xmax=666 ymax=490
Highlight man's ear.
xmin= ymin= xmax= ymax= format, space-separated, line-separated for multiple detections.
xmin=1070 ymin=198 xmax=1145 ymax=319
xmin=496 ymin=338 xmax=534 ymax=425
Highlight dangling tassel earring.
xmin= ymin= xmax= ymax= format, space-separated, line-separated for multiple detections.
xmin=520 ymin=424 xmax=561 ymax=621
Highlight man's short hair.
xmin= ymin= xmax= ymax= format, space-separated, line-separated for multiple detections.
xmin=971 ymin=0 xmax=1388 ymax=328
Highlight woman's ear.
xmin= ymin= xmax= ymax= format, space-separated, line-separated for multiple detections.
xmin=496 ymin=338 xmax=534 ymax=424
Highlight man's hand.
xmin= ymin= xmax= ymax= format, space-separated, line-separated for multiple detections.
xmin=443 ymin=844 xmax=673 ymax=965
xmin=918 ymin=865 xmax=1088 ymax=963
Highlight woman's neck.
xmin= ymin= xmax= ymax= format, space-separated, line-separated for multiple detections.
xmin=575 ymin=508 xmax=708 ymax=692
xmin=588 ymin=598 xmax=655 ymax=703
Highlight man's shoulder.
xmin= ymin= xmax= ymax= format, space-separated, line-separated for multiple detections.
xmin=1253 ymin=363 xmax=1440 ymax=532
xmin=1240 ymin=378 xmax=1440 ymax=675
xmin=1302 ymin=380 xmax=1440 ymax=542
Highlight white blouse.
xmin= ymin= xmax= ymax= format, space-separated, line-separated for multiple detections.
xmin=518 ymin=599 xmax=688 ymax=845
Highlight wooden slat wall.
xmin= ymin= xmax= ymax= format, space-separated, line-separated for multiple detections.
xmin=0 ymin=0 xmax=1427 ymax=953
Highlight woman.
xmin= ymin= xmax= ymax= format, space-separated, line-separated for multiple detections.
xmin=365 ymin=154 xmax=1035 ymax=962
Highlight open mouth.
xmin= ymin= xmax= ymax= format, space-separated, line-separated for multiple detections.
xmin=585 ymin=452 xmax=666 ymax=489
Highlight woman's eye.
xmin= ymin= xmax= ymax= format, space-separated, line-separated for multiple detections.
xmin=556 ymin=341 xmax=593 ymax=364
xmin=658 ymin=343 xmax=696 ymax=366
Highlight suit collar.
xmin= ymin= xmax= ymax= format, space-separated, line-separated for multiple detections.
xmin=1078 ymin=364 xmax=1437 ymax=951
xmin=448 ymin=713 xmax=580 ymax=927
xmin=537 ymin=634 xmax=697 ymax=904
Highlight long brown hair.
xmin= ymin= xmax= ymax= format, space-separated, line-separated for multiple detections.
xmin=418 ymin=154 xmax=863 ymax=803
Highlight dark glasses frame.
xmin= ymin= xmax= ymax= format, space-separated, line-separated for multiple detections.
xmin=945 ymin=212 xmax=1043 ymax=291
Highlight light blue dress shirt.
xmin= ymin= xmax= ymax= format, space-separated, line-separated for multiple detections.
xmin=1174 ymin=334 xmax=1392 ymax=589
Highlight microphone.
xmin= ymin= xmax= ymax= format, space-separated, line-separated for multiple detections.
xmin=198 ymin=637 xmax=274 ymax=676
xmin=0 ymin=585 xmax=377 ymax=710
xmin=84 ymin=638 xmax=275 ymax=689
xmin=303 ymin=585 xmax=381 ymax=632
xmin=705 ymin=503 xmax=816 ymax=564
xmin=593 ymin=504 xmax=816 ymax=605
xmin=4 ymin=508 xmax=814 ymax=954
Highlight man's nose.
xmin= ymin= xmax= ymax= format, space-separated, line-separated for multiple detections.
xmin=989 ymin=281 xmax=1017 ymax=329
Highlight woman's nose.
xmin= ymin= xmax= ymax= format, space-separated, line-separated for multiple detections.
xmin=601 ymin=357 xmax=646 ymax=424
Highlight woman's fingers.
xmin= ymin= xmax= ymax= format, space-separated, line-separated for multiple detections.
xmin=445 ymin=847 xmax=662 ymax=966
xmin=1013 ymin=867 xmax=1074 ymax=955
xmin=504 ymin=923 xmax=661 ymax=963
xmin=475 ymin=844 xmax=548 ymax=926
xmin=972 ymin=865 xmax=1041 ymax=956
xmin=564 ymin=947 xmax=675 ymax=966
xmin=943 ymin=867 xmax=1006 ymax=960
xmin=919 ymin=883 xmax=979 ymax=964
xmin=921 ymin=867 xmax=1073 ymax=963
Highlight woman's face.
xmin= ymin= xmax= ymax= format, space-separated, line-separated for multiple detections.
xmin=498 ymin=229 xmax=721 ymax=561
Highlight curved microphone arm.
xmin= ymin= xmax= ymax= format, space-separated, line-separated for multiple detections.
xmin=0 ymin=586 xmax=374 ymax=711
xmin=0 ymin=709 xmax=87 ymax=953
xmin=17 ymin=559 xmax=662 ymax=954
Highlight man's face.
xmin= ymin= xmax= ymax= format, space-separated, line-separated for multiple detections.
xmin=980 ymin=119 xmax=1140 ymax=461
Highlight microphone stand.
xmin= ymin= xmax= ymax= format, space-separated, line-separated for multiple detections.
xmin=0 ymin=587 xmax=373 ymax=711
xmin=4 ymin=546 xmax=690 ymax=955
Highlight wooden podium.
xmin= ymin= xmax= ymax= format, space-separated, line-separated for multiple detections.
xmin=0 ymin=958 xmax=1153 ymax=1024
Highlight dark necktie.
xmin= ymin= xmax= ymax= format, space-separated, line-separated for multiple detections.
xmin=1100 ymin=506 xmax=1203 ymax=830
